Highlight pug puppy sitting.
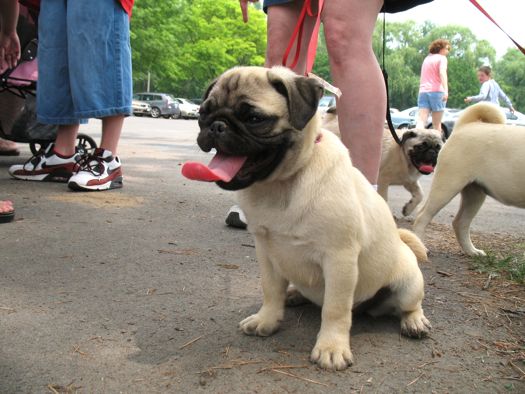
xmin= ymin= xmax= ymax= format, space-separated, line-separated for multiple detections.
xmin=322 ymin=107 xmax=444 ymax=216
xmin=183 ymin=66 xmax=431 ymax=371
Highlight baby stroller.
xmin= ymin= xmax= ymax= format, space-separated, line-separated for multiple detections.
xmin=0 ymin=4 xmax=96 ymax=156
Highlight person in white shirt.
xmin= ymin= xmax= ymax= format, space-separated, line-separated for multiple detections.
xmin=465 ymin=65 xmax=514 ymax=113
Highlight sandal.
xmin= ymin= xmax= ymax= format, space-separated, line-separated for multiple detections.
xmin=0 ymin=200 xmax=15 ymax=223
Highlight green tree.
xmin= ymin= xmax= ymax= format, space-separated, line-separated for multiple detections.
xmin=496 ymin=49 xmax=525 ymax=110
xmin=131 ymin=0 xmax=267 ymax=98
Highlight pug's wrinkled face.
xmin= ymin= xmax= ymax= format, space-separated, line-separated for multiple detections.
xmin=401 ymin=129 xmax=445 ymax=175
xmin=196 ymin=66 xmax=323 ymax=190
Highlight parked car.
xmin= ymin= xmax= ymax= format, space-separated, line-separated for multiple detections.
xmin=172 ymin=98 xmax=200 ymax=119
xmin=132 ymin=92 xmax=180 ymax=119
xmin=190 ymin=98 xmax=204 ymax=105
xmin=503 ymin=108 xmax=525 ymax=126
xmin=318 ymin=95 xmax=336 ymax=113
xmin=389 ymin=106 xmax=460 ymax=139
xmin=132 ymin=99 xmax=151 ymax=116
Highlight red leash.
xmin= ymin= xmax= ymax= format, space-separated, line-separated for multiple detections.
xmin=282 ymin=0 xmax=325 ymax=75
xmin=469 ymin=0 xmax=525 ymax=55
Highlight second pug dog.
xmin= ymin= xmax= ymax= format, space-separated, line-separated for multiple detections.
xmin=322 ymin=107 xmax=444 ymax=216
xmin=414 ymin=102 xmax=525 ymax=256
xmin=185 ymin=66 xmax=431 ymax=371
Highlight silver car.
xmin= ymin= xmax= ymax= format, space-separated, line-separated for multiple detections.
xmin=133 ymin=92 xmax=181 ymax=119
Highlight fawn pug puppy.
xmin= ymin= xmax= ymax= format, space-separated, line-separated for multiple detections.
xmin=184 ymin=66 xmax=431 ymax=370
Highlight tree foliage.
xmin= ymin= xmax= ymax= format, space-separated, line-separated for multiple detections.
xmin=496 ymin=49 xmax=525 ymax=110
xmin=130 ymin=3 xmax=523 ymax=110
xmin=131 ymin=0 xmax=266 ymax=98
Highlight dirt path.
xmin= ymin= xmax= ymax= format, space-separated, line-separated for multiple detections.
xmin=1 ymin=120 xmax=523 ymax=392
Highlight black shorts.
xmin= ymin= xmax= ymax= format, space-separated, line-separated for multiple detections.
xmin=263 ymin=0 xmax=434 ymax=13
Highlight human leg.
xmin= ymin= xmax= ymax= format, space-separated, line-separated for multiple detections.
xmin=65 ymin=0 xmax=131 ymax=191
xmin=416 ymin=108 xmax=430 ymax=129
xmin=429 ymin=92 xmax=445 ymax=131
xmin=322 ymin=0 xmax=385 ymax=184
xmin=265 ymin=0 xmax=316 ymax=72
xmin=100 ymin=115 xmax=124 ymax=155
xmin=227 ymin=0 xmax=315 ymax=228
xmin=67 ymin=0 xmax=132 ymax=120
xmin=431 ymin=110 xmax=444 ymax=132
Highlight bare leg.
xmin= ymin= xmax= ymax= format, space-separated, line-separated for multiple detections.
xmin=53 ymin=124 xmax=79 ymax=156
xmin=416 ymin=108 xmax=430 ymax=129
xmin=265 ymin=1 xmax=315 ymax=72
xmin=431 ymin=110 xmax=444 ymax=132
xmin=100 ymin=115 xmax=124 ymax=155
xmin=322 ymin=0 xmax=385 ymax=184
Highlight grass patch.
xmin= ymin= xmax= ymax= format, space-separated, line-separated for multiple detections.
xmin=471 ymin=244 xmax=525 ymax=284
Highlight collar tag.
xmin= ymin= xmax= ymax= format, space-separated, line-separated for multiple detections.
xmin=307 ymin=72 xmax=342 ymax=98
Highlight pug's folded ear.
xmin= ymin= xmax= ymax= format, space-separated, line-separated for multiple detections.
xmin=267 ymin=69 xmax=324 ymax=130
xmin=202 ymin=79 xmax=217 ymax=101
xmin=401 ymin=130 xmax=418 ymax=144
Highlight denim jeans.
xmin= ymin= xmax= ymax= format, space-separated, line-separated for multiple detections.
xmin=37 ymin=0 xmax=132 ymax=125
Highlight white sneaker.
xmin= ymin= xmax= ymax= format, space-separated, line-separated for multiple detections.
xmin=68 ymin=148 xmax=123 ymax=191
xmin=9 ymin=143 xmax=80 ymax=182
xmin=225 ymin=205 xmax=247 ymax=229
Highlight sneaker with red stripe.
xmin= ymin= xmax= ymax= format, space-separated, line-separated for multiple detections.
xmin=68 ymin=148 xmax=123 ymax=191
xmin=8 ymin=143 xmax=80 ymax=182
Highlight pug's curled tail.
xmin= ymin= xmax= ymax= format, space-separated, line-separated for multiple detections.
xmin=454 ymin=102 xmax=506 ymax=130
xmin=398 ymin=229 xmax=428 ymax=263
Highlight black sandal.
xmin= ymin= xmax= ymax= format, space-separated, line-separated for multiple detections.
xmin=0 ymin=210 xmax=15 ymax=223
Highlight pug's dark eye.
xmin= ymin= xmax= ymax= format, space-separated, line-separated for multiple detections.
xmin=247 ymin=114 xmax=265 ymax=124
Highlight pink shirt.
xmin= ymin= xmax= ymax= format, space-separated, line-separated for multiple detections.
xmin=419 ymin=54 xmax=447 ymax=93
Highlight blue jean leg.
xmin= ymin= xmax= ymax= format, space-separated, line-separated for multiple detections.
xmin=37 ymin=0 xmax=82 ymax=124
xmin=37 ymin=0 xmax=132 ymax=124
xmin=67 ymin=0 xmax=132 ymax=119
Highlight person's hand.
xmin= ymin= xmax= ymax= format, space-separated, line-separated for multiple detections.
xmin=239 ymin=0 xmax=259 ymax=23
xmin=443 ymin=93 xmax=448 ymax=102
xmin=464 ymin=97 xmax=471 ymax=103
xmin=0 ymin=31 xmax=20 ymax=70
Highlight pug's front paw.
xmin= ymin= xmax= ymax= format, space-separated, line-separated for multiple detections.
xmin=239 ymin=313 xmax=280 ymax=337
xmin=311 ymin=337 xmax=354 ymax=370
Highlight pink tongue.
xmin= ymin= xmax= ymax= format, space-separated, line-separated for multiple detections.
xmin=419 ymin=164 xmax=434 ymax=173
xmin=182 ymin=153 xmax=247 ymax=182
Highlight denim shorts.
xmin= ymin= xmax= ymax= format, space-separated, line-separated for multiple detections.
xmin=417 ymin=92 xmax=446 ymax=112
xmin=37 ymin=0 xmax=132 ymax=125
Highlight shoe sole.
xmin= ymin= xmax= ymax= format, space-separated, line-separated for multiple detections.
xmin=68 ymin=176 xmax=124 ymax=192
xmin=9 ymin=170 xmax=72 ymax=182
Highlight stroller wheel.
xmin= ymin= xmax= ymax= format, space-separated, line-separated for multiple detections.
xmin=29 ymin=134 xmax=97 ymax=156
xmin=29 ymin=141 xmax=51 ymax=155
xmin=76 ymin=133 xmax=97 ymax=156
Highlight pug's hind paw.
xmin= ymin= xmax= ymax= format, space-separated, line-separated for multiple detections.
xmin=401 ymin=311 xmax=432 ymax=338
xmin=285 ymin=287 xmax=311 ymax=307
xmin=239 ymin=313 xmax=280 ymax=337
xmin=310 ymin=339 xmax=354 ymax=370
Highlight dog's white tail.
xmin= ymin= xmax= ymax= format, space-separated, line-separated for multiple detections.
xmin=454 ymin=102 xmax=506 ymax=130
xmin=398 ymin=228 xmax=428 ymax=263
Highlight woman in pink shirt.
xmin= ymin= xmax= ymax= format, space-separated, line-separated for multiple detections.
xmin=416 ymin=39 xmax=450 ymax=133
